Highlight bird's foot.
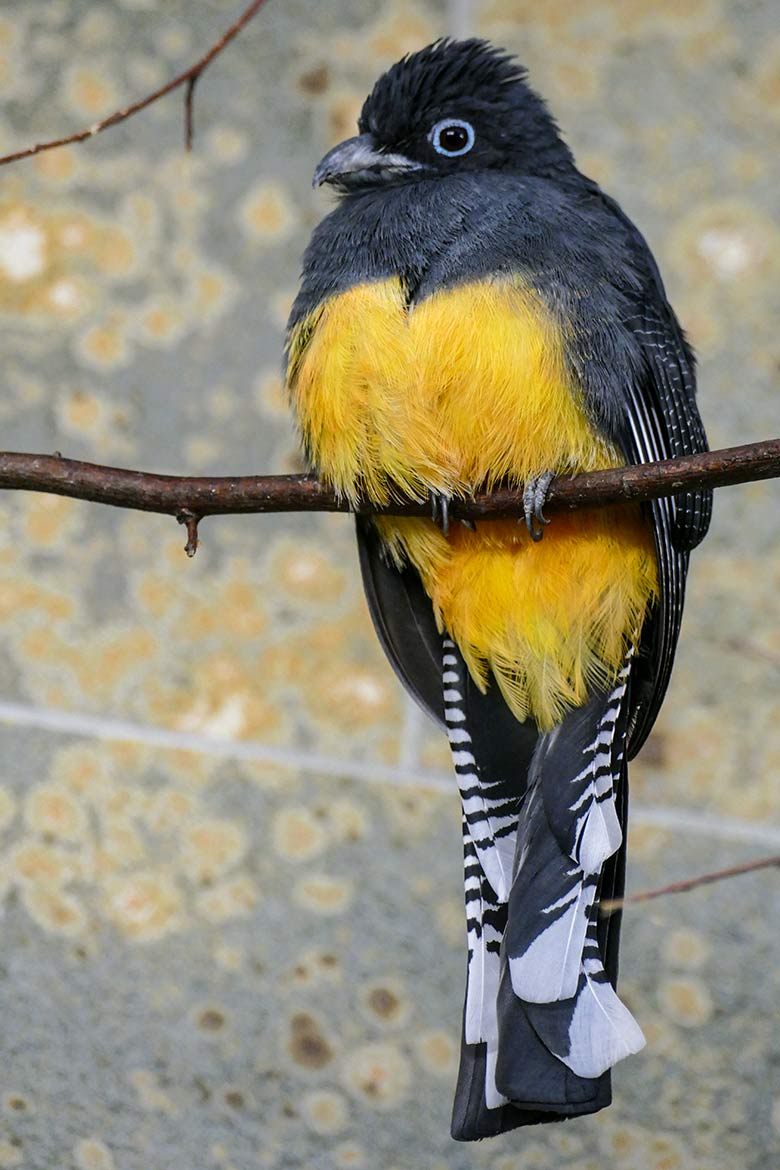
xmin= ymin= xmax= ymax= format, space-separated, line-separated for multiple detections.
xmin=429 ymin=489 xmax=451 ymax=537
xmin=522 ymin=471 xmax=555 ymax=542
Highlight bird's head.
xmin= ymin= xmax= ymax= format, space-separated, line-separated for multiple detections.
xmin=313 ymin=38 xmax=574 ymax=192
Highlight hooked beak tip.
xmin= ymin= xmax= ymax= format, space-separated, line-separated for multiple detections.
xmin=312 ymin=133 xmax=421 ymax=190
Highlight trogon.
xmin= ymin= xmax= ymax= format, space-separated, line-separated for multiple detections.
xmin=284 ymin=40 xmax=711 ymax=1142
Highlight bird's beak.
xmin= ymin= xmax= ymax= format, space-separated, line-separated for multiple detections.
xmin=312 ymin=133 xmax=422 ymax=188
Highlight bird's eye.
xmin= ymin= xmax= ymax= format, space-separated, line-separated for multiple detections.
xmin=430 ymin=118 xmax=475 ymax=157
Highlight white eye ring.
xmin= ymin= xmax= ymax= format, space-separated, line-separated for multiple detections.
xmin=430 ymin=118 xmax=475 ymax=157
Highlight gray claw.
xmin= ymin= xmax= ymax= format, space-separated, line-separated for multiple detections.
xmin=523 ymin=471 xmax=555 ymax=542
xmin=429 ymin=490 xmax=451 ymax=537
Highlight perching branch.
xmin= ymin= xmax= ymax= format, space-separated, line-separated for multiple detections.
xmin=601 ymin=854 xmax=780 ymax=916
xmin=0 ymin=438 xmax=777 ymax=555
xmin=0 ymin=0 xmax=269 ymax=166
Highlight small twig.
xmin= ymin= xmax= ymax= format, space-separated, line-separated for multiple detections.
xmin=0 ymin=0 xmax=269 ymax=166
xmin=184 ymin=77 xmax=198 ymax=153
xmin=602 ymin=854 xmax=780 ymax=915
xmin=177 ymin=509 xmax=201 ymax=557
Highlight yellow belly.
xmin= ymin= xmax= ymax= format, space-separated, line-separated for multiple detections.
xmin=287 ymin=277 xmax=658 ymax=728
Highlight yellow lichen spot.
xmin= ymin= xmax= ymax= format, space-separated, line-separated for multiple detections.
xmin=270 ymin=542 xmax=347 ymax=605
xmin=196 ymin=877 xmax=256 ymax=922
xmin=58 ymin=388 xmax=104 ymax=437
xmin=238 ymin=181 xmax=297 ymax=242
xmin=658 ymin=976 xmax=714 ymax=1027
xmin=333 ymin=1143 xmax=366 ymax=1169
xmin=33 ymin=147 xmax=77 ymax=184
xmin=144 ymin=788 xmax=195 ymax=832
xmin=360 ymin=980 xmax=410 ymax=1028
xmin=548 ymin=58 xmax=601 ymax=102
xmin=414 ymin=1029 xmax=458 ymax=1076
xmin=105 ymin=873 xmax=182 ymax=942
xmin=326 ymin=91 xmax=365 ymax=146
xmin=296 ymin=62 xmax=330 ymax=96
xmin=64 ymin=67 xmax=117 ymax=117
xmin=95 ymin=820 xmax=144 ymax=873
xmin=206 ymin=126 xmax=248 ymax=164
xmin=138 ymin=299 xmax=186 ymax=346
xmin=9 ymin=840 xmax=77 ymax=887
xmin=287 ymin=1012 xmax=334 ymax=1070
xmin=76 ymin=322 xmax=129 ymax=369
xmin=46 ymin=276 xmax=88 ymax=318
xmin=329 ymin=799 xmax=369 ymax=843
xmin=193 ymin=268 xmax=233 ymax=319
xmin=181 ymin=819 xmax=247 ymax=883
xmin=93 ymin=227 xmax=136 ymax=277
xmin=663 ymin=928 xmax=710 ymax=970
xmin=0 ymin=786 xmax=16 ymax=833
xmin=300 ymin=1088 xmax=349 ymax=1135
xmin=73 ymin=1137 xmax=115 ymax=1170
xmin=58 ymin=215 xmax=93 ymax=250
xmin=752 ymin=37 xmax=780 ymax=120
xmin=254 ymin=369 xmax=288 ymax=418
xmin=53 ymin=744 xmax=113 ymax=799
xmin=184 ymin=436 xmax=222 ymax=466
xmin=341 ymin=1042 xmax=411 ymax=1111
xmin=625 ymin=823 xmax=669 ymax=859
xmin=24 ymin=781 xmax=87 ymax=841
xmin=128 ymin=1069 xmax=177 ymax=1115
xmin=294 ymin=874 xmax=352 ymax=915
xmin=195 ymin=1006 xmax=227 ymax=1033
xmin=0 ymin=207 xmax=47 ymax=282
xmin=23 ymin=885 xmax=86 ymax=936
xmin=434 ymin=897 xmax=465 ymax=947
xmin=134 ymin=572 xmax=179 ymax=620
xmin=0 ymin=1142 xmax=22 ymax=1168
xmin=168 ymin=660 xmax=277 ymax=741
xmin=668 ymin=199 xmax=779 ymax=285
xmin=212 ymin=943 xmax=245 ymax=971
xmin=362 ymin=0 xmax=436 ymax=63
xmin=272 ymin=807 xmax=327 ymax=862
xmin=313 ymin=668 xmax=394 ymax=730
xmin=22 ymin=493 xmax=80 ymax=549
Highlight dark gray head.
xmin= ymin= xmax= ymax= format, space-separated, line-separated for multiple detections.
xmin=313 ymin=38 xmax=575 ymax=191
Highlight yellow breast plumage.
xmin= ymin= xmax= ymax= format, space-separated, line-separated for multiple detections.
xmin=286 ymin=276 xmax=658 ymax=729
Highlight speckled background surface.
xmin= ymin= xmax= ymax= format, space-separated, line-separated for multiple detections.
xmin=0 ymin=1 xmax=779 ymax=1168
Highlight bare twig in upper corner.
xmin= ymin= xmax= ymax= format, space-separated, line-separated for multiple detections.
xmin=0 ymin=0 xmax=270 ymax=166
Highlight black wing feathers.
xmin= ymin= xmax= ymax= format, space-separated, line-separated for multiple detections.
xmin=356 ymin=517 xmax=445 ymax=726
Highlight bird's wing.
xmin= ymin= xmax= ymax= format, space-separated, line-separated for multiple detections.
xmin=356 ymin=516 xmax=445 ymax=726
xmin=616 ymin=296 xmax=711 ymax=756
xmin=579 ymin=185 xmax=712 ymax=756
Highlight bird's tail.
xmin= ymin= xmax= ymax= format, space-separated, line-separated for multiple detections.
xmin=444 ymin=640 xmax=645 ymax=1141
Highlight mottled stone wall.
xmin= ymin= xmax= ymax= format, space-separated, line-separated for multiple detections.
xmin=0 ymin=2 xmax=778 ymax=1169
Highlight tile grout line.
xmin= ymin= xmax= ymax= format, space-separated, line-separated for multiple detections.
xmin=0 ymin=697 xmax=779 ymax=847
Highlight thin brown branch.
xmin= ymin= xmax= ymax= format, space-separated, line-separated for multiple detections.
xmin=0 ymin=0 xmax=269 ymax=166
xmin=0 ymin=438 xmax=776 ymax=524
xmin=602 ymin=854 xmax=780 ymax=915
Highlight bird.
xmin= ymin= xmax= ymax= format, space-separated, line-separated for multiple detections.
xmin=285 ymin=38 xmax=711 ymax=1142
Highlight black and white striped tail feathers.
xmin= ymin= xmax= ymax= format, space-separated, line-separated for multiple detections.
xmin=444 ymin=639 xmax=644 ymax=1139
xmin=444 ymin=640 xmax=519 ymax=904
xmin=505 ymin=653 xmax=645 ymax=1075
